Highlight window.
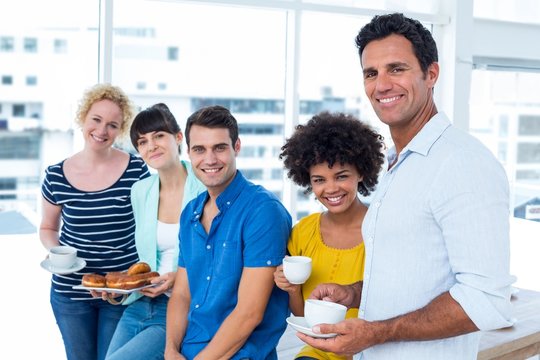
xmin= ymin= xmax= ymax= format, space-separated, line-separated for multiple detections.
xmin=12 ymin=104 xmax=26 ymax=117
xmin=271 ymin=168 xmax=282 ymax=180
xmin=0 ymin=36 xmax=14 ymax=52
xmin=241 ymin=169 xmax=263 ymax=180
xmin=239 ymin=124 xmax=283 ymax=135
xmin=2 ymin=76 xmax=13 ymax=85
xmin=191 ymin=98 xmax=285 ymax=114
xmin=519 ymin=115 xmax=540 ymax=136
xmin=54 ymin=38 xmax=67 ymax=53
xmin=167 ymin=46 xmax=178 ymax=61
xmin=470 ymin=70 xmax=540 ymax=222
xmin=0 ymin=132 xmax=41 ymax=159
xmin=24 ymin=38 xmax=38 ymax=53
xmin=517 ymin=143 xmax=540 ymax=164
xmin=158 ymin=82 xmax=167 ymax=91
xmin=26 ymin=76 xmax=37 ymax=86
xmin=136 ymin=82 xmax=146 ymax=90
xmin=0 ymin=178 xmax=16 ymax=200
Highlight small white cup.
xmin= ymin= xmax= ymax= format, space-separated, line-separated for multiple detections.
xmin=49 ymin=245 xmax=77 ymax=269
xmin=304 ymin=299 xmax=347 ymax=328
xmin=283 ymin=256 xmax=312 ymax=284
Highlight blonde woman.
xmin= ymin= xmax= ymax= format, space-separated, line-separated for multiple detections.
xmin=40 ymin=84 xmax=149 ymax=360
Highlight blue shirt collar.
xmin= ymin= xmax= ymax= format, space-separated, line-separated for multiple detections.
xmin=215 ymin=170 xmax=247 ymax=211
xmin=190 ymin=170 xmax=247 ymax=221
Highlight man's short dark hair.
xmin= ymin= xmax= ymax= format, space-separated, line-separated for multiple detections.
xmin=185 ymin=105 xmax=239 ymax=147
xmin=355 ymin=13 xmax=438 ymax=74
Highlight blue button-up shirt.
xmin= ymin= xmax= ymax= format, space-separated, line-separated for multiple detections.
xmin=358 ymin=113 xmax=515 ymax=360
xmin=179 ymin=171 xmax=291 ymax=359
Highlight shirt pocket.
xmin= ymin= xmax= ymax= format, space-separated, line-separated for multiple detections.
xmin=213 ymin=237 xmax=242 ymax=280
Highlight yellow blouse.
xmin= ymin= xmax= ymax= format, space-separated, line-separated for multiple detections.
xmin=288 ymin=212 xmax=365 ymax=360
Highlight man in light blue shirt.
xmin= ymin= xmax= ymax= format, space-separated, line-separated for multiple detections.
xmin=164 ymin=105 xmax=291 ymax=359
xmin=299 ymin=13 xmax=515 ymax=359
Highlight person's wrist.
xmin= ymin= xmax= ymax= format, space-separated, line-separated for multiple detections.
xmin=348 ymin=282 xmax=362 ymax=308
xmin=288 ymin=284 xmax=302 ymax=294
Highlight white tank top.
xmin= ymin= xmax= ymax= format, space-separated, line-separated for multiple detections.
xmin=156 ymin=220 xmax=180 ymax=277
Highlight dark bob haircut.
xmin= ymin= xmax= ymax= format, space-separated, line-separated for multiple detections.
xmin=280 ymin=111 xmax=385 ymax=196
xmin=130 ymin=103 xmax=181 ymax=152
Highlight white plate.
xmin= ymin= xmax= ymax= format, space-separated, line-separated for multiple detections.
xmin=286 ymin=316 xmax=337 ymax=339
xmin=40 ymin=257 xmax=86 ymax=275
xmin=72 ymin=283 xmax=157 ymax=294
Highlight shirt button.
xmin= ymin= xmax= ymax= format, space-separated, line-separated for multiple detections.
xmin=226 ymin=201 xmax=231 ymax=205
xmin=206 ymin=245 xmax=211 ymax=250
xmin=266 ymin=260 xmax=271 ymax=265
xmin=206 ymin=276 xmax=210 ymax=281
xmin=375 ymin=202 xmax=381 ymax=208
xmin=222 ymin=243 xmax=226 ymax=247
xmin=195 ymin=304 xmax=200 ymax=309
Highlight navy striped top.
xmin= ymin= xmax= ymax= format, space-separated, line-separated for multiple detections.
xmin=41 ymin=153 xmax=150 ymax=300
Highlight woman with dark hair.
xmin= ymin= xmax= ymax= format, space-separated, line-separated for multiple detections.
xmin=274 ymin=111 xmax=385 ymax=360
xmin=104 ymin=103 xmax=205 ymax=360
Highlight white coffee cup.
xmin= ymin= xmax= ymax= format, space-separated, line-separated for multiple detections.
xmin=49 ymin=245 xmax=77 ymax=269
xmin=304 ymin=299 xmax=347 ymax=328
xmin=283 ymin=256 xmax=312 ymax=284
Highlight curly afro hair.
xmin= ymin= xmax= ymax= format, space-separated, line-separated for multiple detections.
xmin=280 ymin=111 xmax=385 ymax=196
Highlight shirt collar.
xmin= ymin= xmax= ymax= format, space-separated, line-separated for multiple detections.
xmin=406 ymin=112 xmax=451 ymax=156
xmin=389 ymin=112 xmax=451 ymax=162
xmin=191 ymin=170 xmax=247 ymax=221
xmin=215 ymin=170 xmax=247 ymax=211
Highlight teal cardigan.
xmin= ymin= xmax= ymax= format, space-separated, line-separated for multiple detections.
xmin=124 ymin=160 xmax=206 ymax=305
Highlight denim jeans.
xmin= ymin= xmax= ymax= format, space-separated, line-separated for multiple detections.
xmin=50 ymin=288 xmax=126 ymax=360
xmin=105 ymin=294 xmax=168 ymax=360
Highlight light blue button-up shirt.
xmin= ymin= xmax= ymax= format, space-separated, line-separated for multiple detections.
xmin=358 ymin=113 xmax=515 ymax=360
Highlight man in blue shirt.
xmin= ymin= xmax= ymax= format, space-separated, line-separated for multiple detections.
xmin=164 ymin=105 xmax=292 ymax=360
xmin=299 ymin=13 xmax=515 ymax=360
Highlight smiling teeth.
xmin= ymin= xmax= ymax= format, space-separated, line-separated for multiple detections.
xmin=380 ymin=96 xmax=400 ymax=103
xmin=204 ymin=168 xmax=220 ymax=173
xmin=327 ymin=195 xmax=343 ymax=202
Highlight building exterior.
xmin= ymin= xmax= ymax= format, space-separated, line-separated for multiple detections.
xmin=0 ymin=25 xmax=362 ymax=226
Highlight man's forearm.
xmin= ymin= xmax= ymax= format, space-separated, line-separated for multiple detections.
xmin=373 ymin=291 xmax=478 ymax=344
xmin=165 ymin=270 xmax=191 ymax=358
xmin=194 ymin=306 xmax=263 ymax=359
xmin=165 ymin=295 xmax=189 ymax=355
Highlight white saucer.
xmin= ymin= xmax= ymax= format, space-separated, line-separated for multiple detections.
xmin=40 ymin=257 xmax=87 ymax=275
xmin=286 ymin=316 xmax=337 ymax=338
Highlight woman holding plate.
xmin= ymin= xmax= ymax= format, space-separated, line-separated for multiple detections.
xmin=39 ymin=83 xmax=149 ymax=360
xmin=104 ymin=103 xmax=205 ymax=360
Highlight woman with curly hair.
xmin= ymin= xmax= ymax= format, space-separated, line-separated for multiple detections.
xmin=40 ymin=83 xmax=149 ymax=360
xmin=274 ymin=111 xmax=385 ymax=360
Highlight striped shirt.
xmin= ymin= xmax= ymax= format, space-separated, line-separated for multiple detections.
xmin=41 ymin=153 xmax=149 ymax=300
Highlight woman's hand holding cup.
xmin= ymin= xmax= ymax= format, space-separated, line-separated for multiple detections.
xmin=274 ymin=264 xmax=300 ymax=293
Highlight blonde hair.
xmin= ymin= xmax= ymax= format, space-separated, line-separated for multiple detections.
xmin=75 ymin=83 xmax=134 ymax=137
